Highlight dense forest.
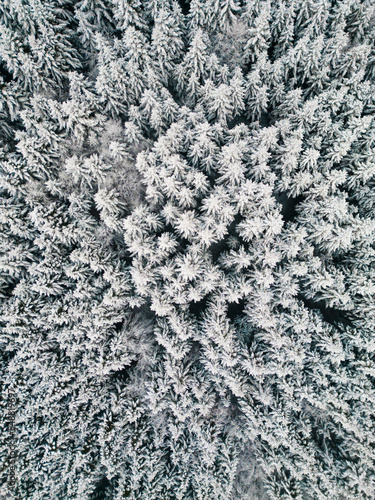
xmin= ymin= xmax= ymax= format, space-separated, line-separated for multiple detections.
xmin=1 ymin=0 xmax=375 ymax=499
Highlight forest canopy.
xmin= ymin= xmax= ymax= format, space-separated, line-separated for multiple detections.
xmin=1 ymin=1 xmax=375 ymax=499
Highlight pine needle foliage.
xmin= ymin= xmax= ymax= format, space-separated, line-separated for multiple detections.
xmin=1 ymin=1 xmax=375 ymax=499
